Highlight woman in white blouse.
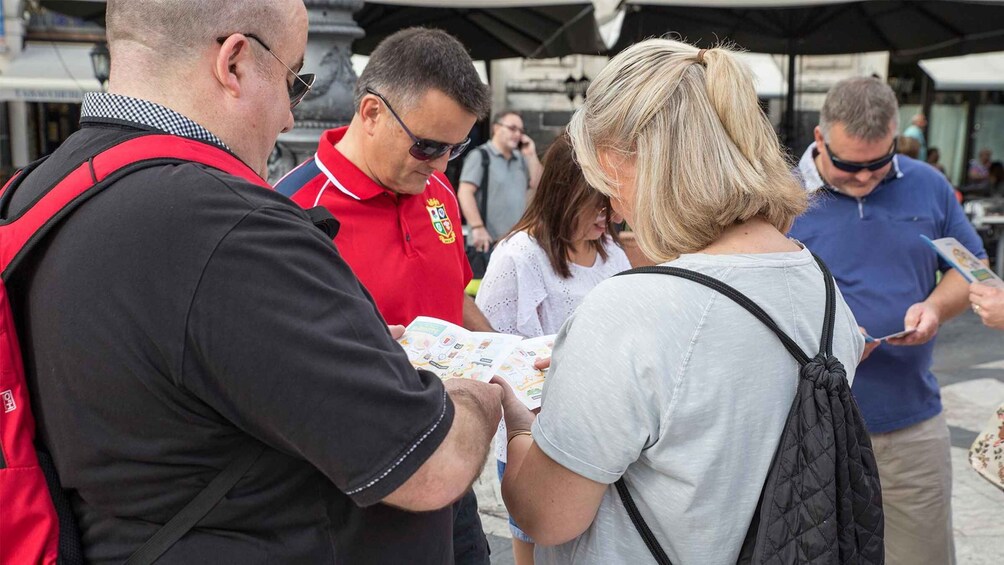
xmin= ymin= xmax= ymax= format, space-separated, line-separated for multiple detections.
xmin=475 ymin=131 xmax=630 ymax=565
xmin=476 ymin=132 xmax=631 ymax=338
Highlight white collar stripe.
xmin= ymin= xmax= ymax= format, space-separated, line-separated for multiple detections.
xmin=314 ymin=154 xmax=361 ymax=201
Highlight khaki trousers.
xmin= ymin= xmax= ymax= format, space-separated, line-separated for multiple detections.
xmin=870 ymin=412 xmax=956 ymax=565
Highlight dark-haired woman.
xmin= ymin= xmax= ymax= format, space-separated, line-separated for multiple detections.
xmin=475 ymin=131 xmax=629 ymax=565
xmin=476 ymin=132 xmax=629 ymax=338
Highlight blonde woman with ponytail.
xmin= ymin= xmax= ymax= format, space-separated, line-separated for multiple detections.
xmin=496 ymin=39 xmax=865 ymax=564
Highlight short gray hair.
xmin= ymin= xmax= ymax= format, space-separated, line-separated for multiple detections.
xmin=355 ymin=28 xmax=490 ymax=119
xmin=819 ymin=77 xmax=899 ymax=141
xmin=107 ymin=0 xmax=285 ymax=61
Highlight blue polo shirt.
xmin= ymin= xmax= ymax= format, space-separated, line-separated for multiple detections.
xmin=789 ymin=144 xmax=986 ymax=434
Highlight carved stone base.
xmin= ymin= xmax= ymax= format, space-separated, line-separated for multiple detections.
xmin=268 ymin=0 xmax=364 ymax=182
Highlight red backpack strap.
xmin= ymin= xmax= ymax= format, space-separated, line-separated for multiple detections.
xmin=0 ymin=135 xmax=268 ymax=277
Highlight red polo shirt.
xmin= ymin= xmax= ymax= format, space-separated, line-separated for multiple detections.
xmin=275 ymin=127 xmax=471 ymax=326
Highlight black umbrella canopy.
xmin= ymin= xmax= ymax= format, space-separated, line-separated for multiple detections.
xmin=616 ymin=0 xmax=1004 ymax=61
xmin=354 ymin=1 xmax=609 ymax=60
xmin=41 ymin=1 xmax=609 ymax=61
xmin=37 ymin=0 xmax=106 ymax=24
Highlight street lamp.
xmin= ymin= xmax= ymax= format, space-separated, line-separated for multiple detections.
xmin=90 ymin=42 xmax=110 ymax=91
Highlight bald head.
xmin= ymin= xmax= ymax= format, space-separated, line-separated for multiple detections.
xmin=104 ymin=0 xmax=309 ymax=179
xmin=107 ymin=0 xmax=290 ymax=61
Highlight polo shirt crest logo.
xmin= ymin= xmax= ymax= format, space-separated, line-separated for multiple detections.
xmin=2 ymin=389 xmax=15 ymax=413
xmin=425 ymin=198 xmax=456 ymax=244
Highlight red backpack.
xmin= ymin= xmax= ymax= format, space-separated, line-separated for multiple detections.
xmin=0 ymin=134 xmax=269 ymax=564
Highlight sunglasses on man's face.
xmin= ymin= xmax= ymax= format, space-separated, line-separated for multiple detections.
xmin=824 ymin=138 xmax=897 ymax=174
xmin=216 ymin=33 xmax=315 ymax=109
xmin=365 ymin=88 xmax=471 ymax=162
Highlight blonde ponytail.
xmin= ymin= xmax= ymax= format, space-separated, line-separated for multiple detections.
xmin=568 ymin=38 xmax=806 ymax=261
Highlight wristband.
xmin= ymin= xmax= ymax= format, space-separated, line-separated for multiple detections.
xmin=470 ymin=224 xmax=485 ymax=230
xmin=507 ymin=430 xmax=533 ymax=445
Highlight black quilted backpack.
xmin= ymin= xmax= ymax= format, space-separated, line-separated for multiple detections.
xmin=613 ymin=255 xmax=884 ymax=564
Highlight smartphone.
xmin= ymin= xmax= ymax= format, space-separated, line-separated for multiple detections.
xmin=517 ymin=139 xmax=527 ymax=150
xmin=864 ymin=328 xmax=917 ymax=343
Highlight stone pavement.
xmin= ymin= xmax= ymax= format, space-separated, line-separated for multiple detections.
xmin=478 ymin=310 xmax=1004 ymax=564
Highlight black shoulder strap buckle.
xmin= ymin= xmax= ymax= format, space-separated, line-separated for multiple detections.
xmin=306 ymin=205 xmax=340 ymax=239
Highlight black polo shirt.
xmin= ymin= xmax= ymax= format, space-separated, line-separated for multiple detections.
xmin=6 ymin=121 xmax=454 ymax=563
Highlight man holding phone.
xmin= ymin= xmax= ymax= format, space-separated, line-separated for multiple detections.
xmin=789 ymin=77 xmax=987 ymax=565
xmin=458 ymin=111 xmax=543 ymax=253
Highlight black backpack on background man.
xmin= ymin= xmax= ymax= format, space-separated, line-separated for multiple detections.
xmin=614 ymin=255 xmax=884 ymax=564
xmin=464 ymin=146 xmax=492 ymax=280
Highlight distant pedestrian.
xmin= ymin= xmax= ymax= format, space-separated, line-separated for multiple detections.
xmin=927 ymin=146 xmax=948 ymax=177
xmin=969 ymin=147 xmax=993 ymax=183
xmin=897 ymin=135 xmax=921 ymax=159
xmin=458 ymin=111 xmax=543 ymax=254
xmin=903 ymin=112 xmax=927 ymax=161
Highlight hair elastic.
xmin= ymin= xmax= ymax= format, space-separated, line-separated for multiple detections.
xmin=697 ymin=49 xmax=708 ymax=65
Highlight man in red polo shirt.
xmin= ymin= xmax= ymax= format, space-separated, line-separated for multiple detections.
xmin=275 ymin=28 xmax=494 ymax=564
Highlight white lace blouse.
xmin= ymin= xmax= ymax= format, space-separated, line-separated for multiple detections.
xmin=477 ymin=231 xmax=631 ymax=463
xmin=476 ymin=231 xmax=632 ymax=338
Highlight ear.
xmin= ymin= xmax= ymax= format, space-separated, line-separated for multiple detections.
xmin=358 ymin=94 xmax=382 ymax=135
xmin=214 ymin=35 xmax=252 ymax=100
xmin=813 ymin=126 xmax=825 ymax=148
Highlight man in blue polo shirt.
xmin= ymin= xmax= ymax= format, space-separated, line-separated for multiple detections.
xmin=790 ymin=77 xmax=987 ymax=565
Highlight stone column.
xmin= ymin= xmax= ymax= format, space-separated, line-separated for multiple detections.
xmin=268 ymin=0 xmax=364 ymax=181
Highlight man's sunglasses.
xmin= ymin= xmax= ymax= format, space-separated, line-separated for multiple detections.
xmin=824 ymin=138 xmax=897 ymax=173
xmin=216 ymin=33 xmax=315 ymax=109
xmin=366 ymin=88 xmax=470 ymax=161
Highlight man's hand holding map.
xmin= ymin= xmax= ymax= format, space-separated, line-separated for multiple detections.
xmin=397 ymin=316 xmax=554 ymax=409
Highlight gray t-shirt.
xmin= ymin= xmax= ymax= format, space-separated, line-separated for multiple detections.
xmin=459 ymin=142 xmax=530 ymax=238
xmin=533 ymin=248 xmax=864 ymax=565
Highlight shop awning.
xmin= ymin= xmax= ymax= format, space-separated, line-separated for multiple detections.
xmin=919 ymin=52 xmax=1004 ymax=91
xmin=0 ymin=43 xmax=102 ymax=103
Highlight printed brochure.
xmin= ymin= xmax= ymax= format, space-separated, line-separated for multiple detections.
xmin=397 ymin=316 xmax=554 ymax=409
xmin=922 ymin=236 xmax=1004 ymax=289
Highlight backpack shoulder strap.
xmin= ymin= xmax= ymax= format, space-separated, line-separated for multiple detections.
xmin=124 ymin=443 xmax=265 ymax=565
xmin=477 ymin=146 xmax=490 ymax=219
xmin=814 ymin=255 xmax=838 ymax=357
xmin=614 ymin=264 xmax=814 ymax=365
xmin=611 ymin=254 xmax=840 ymax=565
xmin=0 ymin=134 xmax=267 ymax=279
xmin=615 ymin=255 xmax=839 ymax=361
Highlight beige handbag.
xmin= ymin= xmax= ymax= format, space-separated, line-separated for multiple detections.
xmin=969 ymin=402 xmax=1004 ymax=492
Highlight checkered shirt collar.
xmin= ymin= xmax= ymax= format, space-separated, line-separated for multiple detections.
xmin=81 ymin=92 xmax=228 ymax=149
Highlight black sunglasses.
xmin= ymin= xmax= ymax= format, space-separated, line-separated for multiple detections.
xmin=216 ymin=33 xmax=315 ymax=109
xmin=365 ymin=88 xmax=471 ymax=161
xmin=824 ymin=138 xmax=897 ymax=173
